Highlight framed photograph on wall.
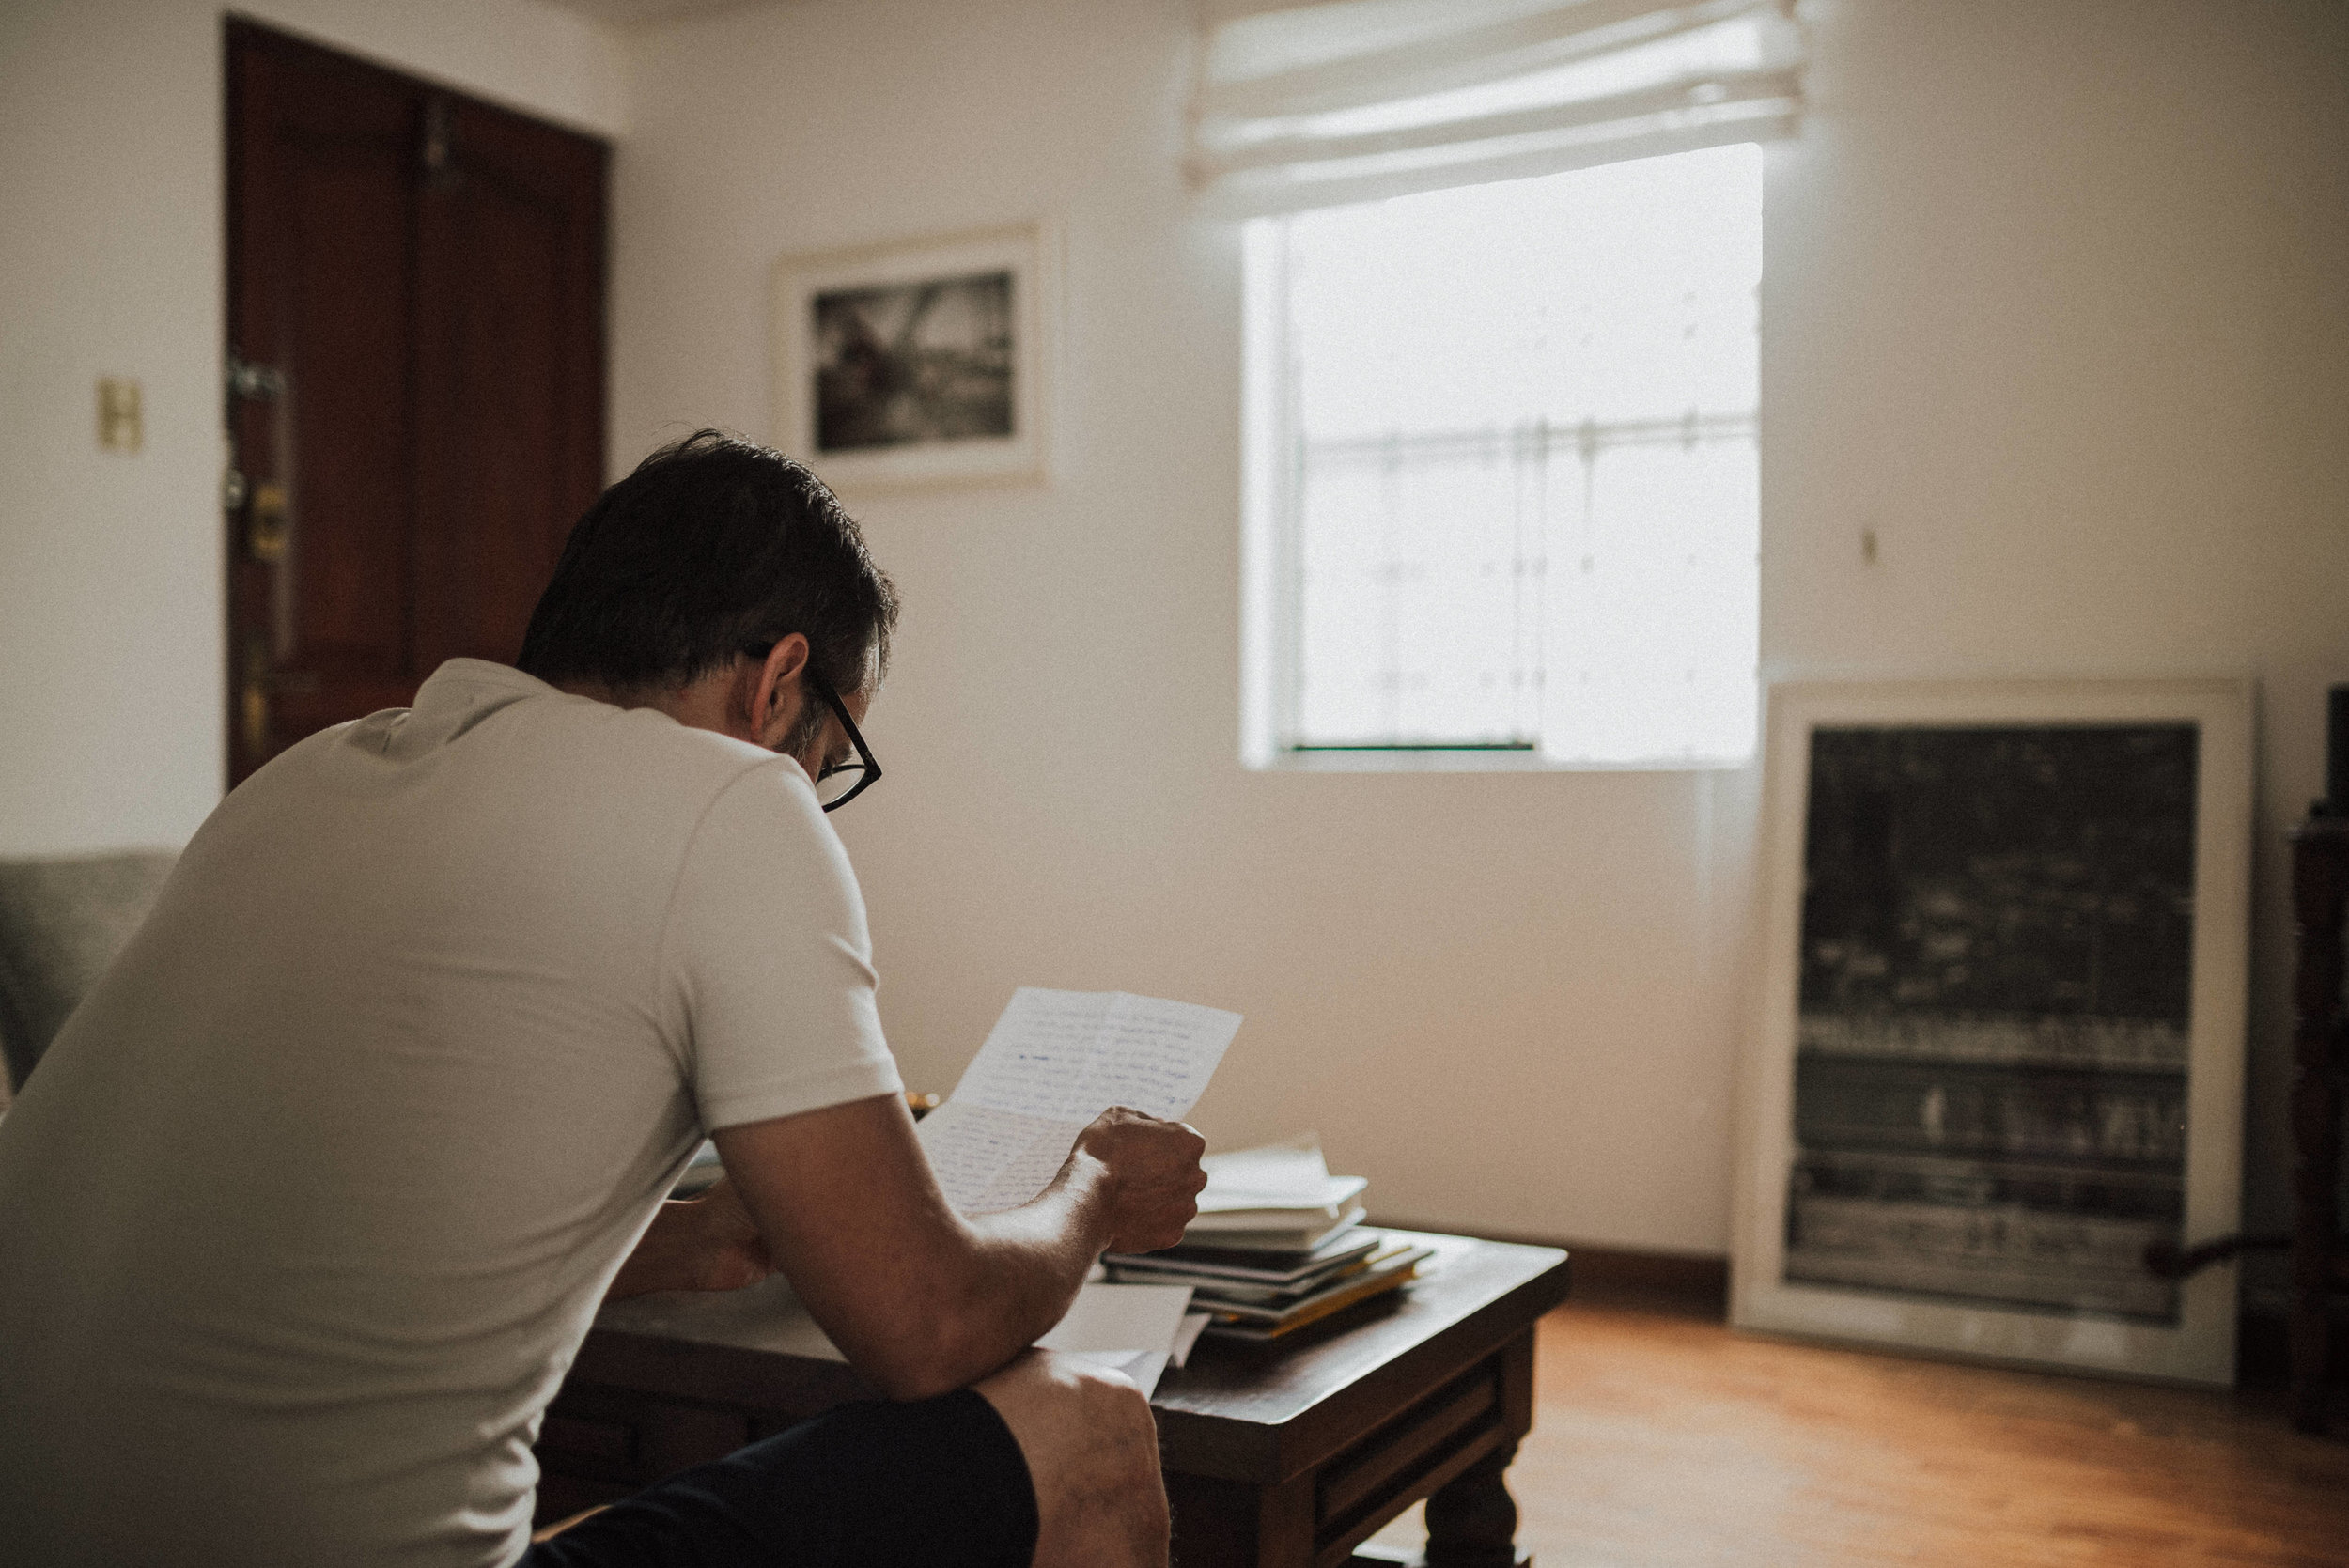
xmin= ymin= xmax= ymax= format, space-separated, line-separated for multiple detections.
xmin=770 ymin=222 xmax=1056 ymax=492
xmin=1732 ymin=679 xmax=2253 ymax=1385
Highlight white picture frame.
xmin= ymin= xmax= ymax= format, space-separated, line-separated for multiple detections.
xmin=1731 ymin=678 xmax=2253 ymax=1386
xmin=770 ymin=221 xmax=1056 ymax=493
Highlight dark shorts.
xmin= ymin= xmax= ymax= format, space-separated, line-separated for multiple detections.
xmin=521 ymin=1388 xmax=1038 ymax=1568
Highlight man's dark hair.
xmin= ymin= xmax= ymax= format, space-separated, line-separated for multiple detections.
xmin=517 ymin=430 xmax=897 ymax=701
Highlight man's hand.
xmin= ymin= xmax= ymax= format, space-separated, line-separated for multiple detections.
xmin=1068 ymin=1107 xmax=1207 ymax=1255
xmin=708 ymin=1094 xmax=1214 ymax=1401
xmin=605 ymin=1177 xmax=777 ymax=1300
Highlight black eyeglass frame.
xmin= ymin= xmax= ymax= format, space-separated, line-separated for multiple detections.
xmin=808 ymin=676 xmax=880 ymax=813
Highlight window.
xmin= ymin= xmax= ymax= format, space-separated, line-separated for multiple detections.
xmin=1240 ymin=143 xmax=1763 ymax=769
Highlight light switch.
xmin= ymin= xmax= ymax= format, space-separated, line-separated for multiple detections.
xmin=97 ymin=377 xmax=143 ymax=454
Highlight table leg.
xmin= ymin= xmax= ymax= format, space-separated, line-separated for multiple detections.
xmin=1423 ymin=1436 xmax=1528 ymax=1568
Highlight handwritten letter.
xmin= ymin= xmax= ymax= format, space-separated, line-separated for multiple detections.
xmin=915 ymin=988 xmax=1241 ymax=1214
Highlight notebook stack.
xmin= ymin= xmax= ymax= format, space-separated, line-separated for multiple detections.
xmin=1104 ymin=1139 xmax=1431 ymax=1340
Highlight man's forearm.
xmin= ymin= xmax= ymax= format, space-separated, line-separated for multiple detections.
xmin=939 ymin=1151 xmax=1120 ymax=1368
xmin=829 ymin=1150 xmax=1120 ymax=1401
xmin=710 ymin=1096 xmax=1202 ymax=1403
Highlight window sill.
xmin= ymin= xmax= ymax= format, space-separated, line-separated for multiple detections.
xmin=1242 ymin=747 xmax=1753 ymax=775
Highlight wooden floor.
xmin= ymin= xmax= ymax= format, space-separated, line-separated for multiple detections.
xmin=1368 ymin=1301 xmax=2349 ymax=1567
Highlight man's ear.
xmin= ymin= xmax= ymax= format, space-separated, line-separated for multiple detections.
xmin=741 ymin=633 xmax=812 ymax=742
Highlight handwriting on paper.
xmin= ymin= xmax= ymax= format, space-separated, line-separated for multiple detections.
xmin=915 ymin=988 xmax=1241 ymax=1214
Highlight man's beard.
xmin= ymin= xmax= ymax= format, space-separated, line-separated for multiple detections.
xmin=781 ymin=690 xmax=829 ymax=767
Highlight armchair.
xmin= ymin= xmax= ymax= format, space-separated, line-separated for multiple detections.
xmin=0 ymin=850 xmax=179 ymax=1104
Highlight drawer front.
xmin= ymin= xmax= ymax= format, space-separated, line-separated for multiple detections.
xmin=1311 ymin=1355 xmax=1512 ymax=1565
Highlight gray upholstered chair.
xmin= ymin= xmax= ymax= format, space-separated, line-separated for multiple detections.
xmin=0 ymin=850 xmax=179 ymax=1106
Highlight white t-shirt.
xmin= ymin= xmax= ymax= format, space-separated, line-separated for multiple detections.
xmin=0 ymin=660 xmax=902 ymax=1567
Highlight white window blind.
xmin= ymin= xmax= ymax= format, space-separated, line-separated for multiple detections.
xmin=1191 ymin=0 xmax=1805 ymax=219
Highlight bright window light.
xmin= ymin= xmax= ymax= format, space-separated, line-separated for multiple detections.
xmin=1241 ymin=144 xmax=1763 ymax=768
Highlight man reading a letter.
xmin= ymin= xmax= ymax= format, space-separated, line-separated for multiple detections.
xmin=0 ymin=431 xmax=1205 ymax=1568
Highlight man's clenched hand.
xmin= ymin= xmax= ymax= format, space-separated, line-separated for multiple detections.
xmin=1070 ymin=1107 xmax=1208 ymax=1255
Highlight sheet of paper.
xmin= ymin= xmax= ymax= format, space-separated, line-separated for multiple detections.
xmin=917 ymin=988 xmax=1241 ymax=1214
xmin=1195 ymin=1134 xmax=1366 ymax=1214
xmin=1064 ymin=1349 xmax=1171 ymax=1398
xmin=1035 ymin=1281 xmax=1196 ymax=1355
xmin=1041 ymin=1281 xmax=1196 ymax=1400
xmin=1200 ymin=1134 xmax=1328 ymax=1200
xmin=1171 ymin=1311 xmax=1211 ymax=1369
xmin=949 ymin=988 xmax=1118 ymax=1123
xmin=911 ymin=1100 xmax=1073 ymax=1214
xmin=1071 ymin=992 xmax=1241 ymax=1121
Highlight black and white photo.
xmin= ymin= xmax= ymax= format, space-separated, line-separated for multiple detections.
xmin=771 ymin=224 xmax=1053 ymax=490
xmin=813 ymin=272 xmax=1014 ymax=452
xmin=1788 ymin=723 xmax=2197 ymax=1323
xmin=1734 ymin=681 xmax=2253 ymax=1385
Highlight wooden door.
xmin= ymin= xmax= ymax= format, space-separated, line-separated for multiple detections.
xmin=224 ymin=21 xmax=605 ymax=785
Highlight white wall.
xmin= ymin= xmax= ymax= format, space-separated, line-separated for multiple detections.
xmin=5 ymin=0 xmax=2341 ymax=1252
xmin=614 ymin=0 xmax=2349 ymax=1252
xmin=0 ymin=0 xmax=625 ymax=855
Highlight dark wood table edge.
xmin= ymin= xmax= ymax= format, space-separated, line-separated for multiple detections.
xmin=544 ymin=1235 xmax=1573 ymax=1566
xmin=1153 ymin=1241 xmax=1571 ymax=1483
xmin=564 ymin=1234 xmax=1573 ymax=1483
xmin=1154 ymin=1240 xmax=1568 ymax=1568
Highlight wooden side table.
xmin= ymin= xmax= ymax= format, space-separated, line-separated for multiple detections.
xmin=535 ymin=1232 xmax=1571 ymax=1567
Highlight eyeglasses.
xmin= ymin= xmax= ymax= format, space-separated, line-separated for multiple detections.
xmin=809 ymin=676 xmax=880 ymax=814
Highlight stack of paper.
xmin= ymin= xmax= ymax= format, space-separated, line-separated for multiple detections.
xmin=1104 ymin=1137 xmax=1428 ymax=1340
xmin=1034 ymin=1277 xmax=1212 ymax=1398
xmin=1185 ymin=1137 xmax=1368 ymax=1251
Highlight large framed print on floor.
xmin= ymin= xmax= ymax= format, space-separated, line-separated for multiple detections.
xmin=770 ymin=222 xmax=1056 ymax=493
xmin=1732 ymin=679 xmax=2253 ymax=1385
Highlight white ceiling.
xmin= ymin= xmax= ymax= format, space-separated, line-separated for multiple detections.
xmin=537 ymin=0 xmax=781 ymax=27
